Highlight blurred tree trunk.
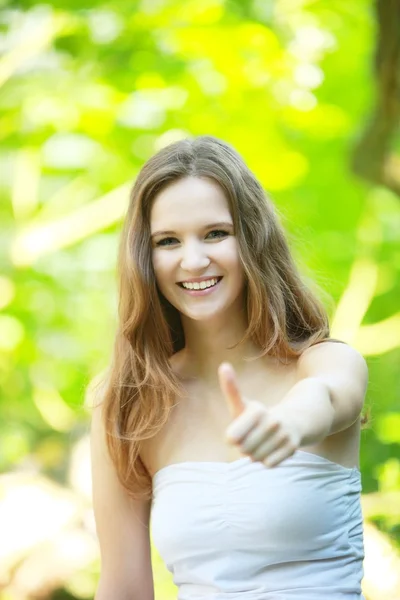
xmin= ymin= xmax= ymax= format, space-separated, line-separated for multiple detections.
xmin=352 ymin=0 xmax=400 ymax=197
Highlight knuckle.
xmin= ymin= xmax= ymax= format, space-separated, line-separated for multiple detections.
xmin=250 ymin=403 xmax=265 ymax=418
xmin=266 ymin=418 xmax=280 ymax=432
xmin=259 ymin=415 xmax=274 ymax=431
xmin=284 ymin=439 xmax=296 ymax=454
xmin=245 ymin=435 xmax=258 ymax=451
xmin=240 ymin=440 xmax=249 ymax=453
xmin=252 ymin=450 xmax=263 ymax=461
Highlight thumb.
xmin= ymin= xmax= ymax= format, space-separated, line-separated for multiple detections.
xmin=218 ymin=362 xmax=246 ymax=418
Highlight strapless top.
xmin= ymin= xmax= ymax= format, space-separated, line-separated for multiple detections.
xmin=151 ymin=450 xmax=365 ymax=599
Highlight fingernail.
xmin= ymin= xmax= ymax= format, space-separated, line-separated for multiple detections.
xmin=226 ymin=425 xmax=239 ymax=439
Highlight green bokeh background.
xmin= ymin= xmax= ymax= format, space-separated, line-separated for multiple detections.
xmin=0 ymin=1 xmax=399 ymax=598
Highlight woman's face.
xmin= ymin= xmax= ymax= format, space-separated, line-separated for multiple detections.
xmin=150 ymin=176 xmax=246 ymax=323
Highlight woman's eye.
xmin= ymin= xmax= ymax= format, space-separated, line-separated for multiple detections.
xmin=155 ymin=230 xmax=229 ymax=247
xmin=156 ymin=237 xmax=178 ymax=247
xmin=207 ymin=229 xmax=229 ymax=239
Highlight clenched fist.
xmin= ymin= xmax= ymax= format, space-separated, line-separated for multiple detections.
xmin=218 ymin=362 xmax=301 ymax=468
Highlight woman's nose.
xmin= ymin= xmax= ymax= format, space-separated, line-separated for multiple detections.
xmin=180 ymin=241 xmax=211 ymax=271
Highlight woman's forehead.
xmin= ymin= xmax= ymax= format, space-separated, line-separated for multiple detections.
xmin=150 ymin=177 xmax=231 ymax=228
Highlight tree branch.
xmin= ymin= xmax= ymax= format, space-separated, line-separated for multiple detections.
xmin=351 ymin=0 xmax=400 ymax=198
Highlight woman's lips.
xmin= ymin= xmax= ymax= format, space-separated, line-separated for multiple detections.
xmin=177 ymin=277 xmax=223 ymax=296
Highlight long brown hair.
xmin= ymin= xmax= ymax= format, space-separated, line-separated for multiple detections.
xmin=97 ymin=136 xmax=359 ymax=499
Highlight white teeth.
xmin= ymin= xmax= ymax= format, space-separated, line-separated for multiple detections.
xmin=181 ymin=277 xmax=219 ymax=290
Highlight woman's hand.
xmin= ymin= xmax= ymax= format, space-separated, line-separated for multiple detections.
xmin=218 ymin=362 xmax=302 ymax=468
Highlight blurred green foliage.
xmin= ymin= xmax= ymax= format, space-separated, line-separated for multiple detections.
xmin=0 ymin=0 xmax=399 ymax=598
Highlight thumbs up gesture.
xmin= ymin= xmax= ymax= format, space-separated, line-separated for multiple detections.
xmin=218 ymin=362 xmax=301 ymax=468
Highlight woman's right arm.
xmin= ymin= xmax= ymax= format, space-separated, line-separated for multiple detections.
xmin=90 ymin=402 xmax=154 ymax=600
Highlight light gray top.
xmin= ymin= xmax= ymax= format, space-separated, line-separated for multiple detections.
xmin=151 ymin=450 xmax=365 ymax=600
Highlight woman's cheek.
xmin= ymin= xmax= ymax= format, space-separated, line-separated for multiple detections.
xmin=153 ymin=252 xmax=175 ymax=286
xmin=216 ymin=239 xmax=241 ymax=268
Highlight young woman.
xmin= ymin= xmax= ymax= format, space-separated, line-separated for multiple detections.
xmin=90 ymin=136 xmax=368 ymax=600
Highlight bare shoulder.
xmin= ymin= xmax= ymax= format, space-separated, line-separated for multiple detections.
xmin=297 ymin=339 xmax=367 ymax=372
xmin=296 ymin=340 xmax=368 ymax=399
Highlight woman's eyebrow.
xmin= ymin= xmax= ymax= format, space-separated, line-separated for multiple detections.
xmin=150 ymin=221 xmax=234 ymax=238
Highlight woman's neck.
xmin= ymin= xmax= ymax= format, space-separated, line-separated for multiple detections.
xmin=179 ymin=310 xmax=263 ymax=384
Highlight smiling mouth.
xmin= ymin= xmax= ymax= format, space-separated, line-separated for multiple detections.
xmin=177 ymin=276 xmax=223 ymax=290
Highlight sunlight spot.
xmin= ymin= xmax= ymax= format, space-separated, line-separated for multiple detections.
xmin=11 ymin=149 xmax=41 ymax=220
xmin=42 ymin=134 xmax=100 ymax=169
xmin=294 ymin=63 xmax=324 ymax=89
xmin=118 ymin=92 xmax=166 ymax=129
xmin=0 ymin=276 xmax=15 ymax=309
xmin=331 ymin=258 xmax=378 ymax=344
xmin=288 ymin=25 xmax=336 ymax=60
xmin=155 ymin=129 xmax=191 ymax=151
xmin=355 ymin=313 xmax=400 ymax=356
xmin=190 ymin=60 xmax=227 ymax=95
xmin=289 ymin=89 xmax=317 ymax=111
xmin=33 ymin=387 xmax=76 ymax=432
xmin=0 ymin=315 xmax=24 ymax=351
xmin=87 ymin=9 xmax=123 ymax=44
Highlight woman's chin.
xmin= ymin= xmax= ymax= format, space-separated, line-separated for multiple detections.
xmin=181 ymin=306 xmax=226 ymax=323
